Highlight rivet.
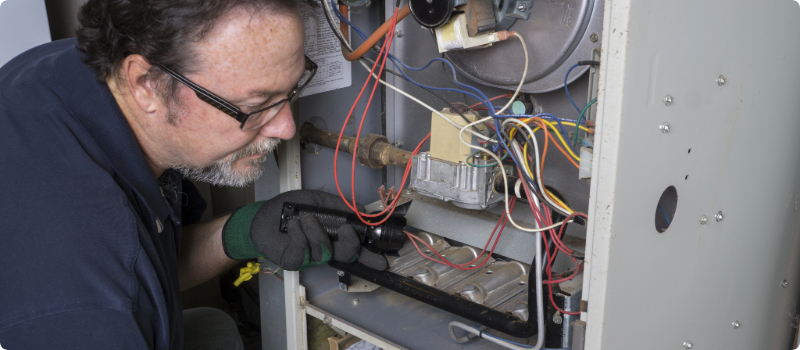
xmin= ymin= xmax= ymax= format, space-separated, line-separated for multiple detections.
xmin=659 ymin=123 xmax=671 ymax=133
xmin=339 ymin=283 xmax=347 ymax=291
xmin=337 ymin=270 xmax=345 ymax=277
xmin=732 ymin=320 xmax=740 ymax=329
xmin=553 ymin=312 xmax=563 ymax=324
xmin=717 ymin=75 xmax=727 ymax=86
xmin=715 ymin=211 xmax=724 ymax=222
xmin=783 ymin=280 xmax=789 ymax=288
xmin=590 ymin=33 xmax=599 ymax=42
xmin=683 ymin=341 xmax=693 ymax=349
xmin=664 ymin=94 xmax=674 ymax=106
xmin=394 ymin=29 xmax=403 ymax=38
xmin=700 ymin=215 xmax=708 ymax=225
xmin=351 ymin=299 xmax=360 ymax=306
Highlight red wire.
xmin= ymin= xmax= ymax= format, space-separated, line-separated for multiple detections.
xmin=468 ymin=93 xmax=512 ymax=109
xmin=332 ymin=7 xmax=402 ymax=224
xmin=404 ymin=198 xmax=516 ymax=271
xmin=349 ymin=11 xmax=399 ymax=224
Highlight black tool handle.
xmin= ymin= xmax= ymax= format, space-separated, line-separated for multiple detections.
xmin=279 ymin=202 xmax=407 ymax=254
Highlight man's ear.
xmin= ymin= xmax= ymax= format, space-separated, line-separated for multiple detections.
xmin=120 ymin=55 xmax=162 ymax=115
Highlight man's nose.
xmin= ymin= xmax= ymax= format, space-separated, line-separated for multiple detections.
xmin=258 ymin=103 xmax=295 ymax=140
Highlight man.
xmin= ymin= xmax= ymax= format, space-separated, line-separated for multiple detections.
xmin=0 ymin=0 xmax=385 ymax=349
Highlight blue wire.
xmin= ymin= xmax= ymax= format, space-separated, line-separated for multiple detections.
xmin=564 ymin=64 xmax=582 ymax=114
xmin=332 ymin=1 xmax=370 ymax=41
xmin=387 ymin=55 xmax=493 ymax=109
xmin=658 ymin=205 xmax=671 ymax=225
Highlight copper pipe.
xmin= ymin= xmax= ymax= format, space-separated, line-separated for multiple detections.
xmin=299 ymin=122 xmax=412 ymax=169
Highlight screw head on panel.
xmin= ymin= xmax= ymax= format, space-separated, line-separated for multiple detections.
xmin=683 ymin=341 xmax=693 ymax=349
xmin=659 ymin=123 xmax=671 ymax=133
xmin=732 ymin=320 xmax=740 ymax=329
xmin=700 ymin=215 xmax=709 ymax=225
xmin=323 ymin=316 xmax=332 ymax=327
xmin=337 ymin=270 xmax=345 ymax=277
xmin=715 ymin=211 xmax=724 ymax=222
xmin=717 ymin=75 xmax=727 ymax=86
xmin=395 ymin=29 xmax=404 ymax=38
xmin=395 ymin=140 xmax=404 ymax=148
xmin=590 ymin=33 xmax=599 ymax=42
xmin=517 ymin=3 xmax=527 ymax=11
xmin=378 ymin=203 xmax=385 ymax=209
xmin=553 ymin=312 xmax=563 ymax=324
xmin=664 ymin=94 xmax=674 ymax=106
xmin=351 ymin=299 xmax=360 ymax=306
xmin=339 ymin=283 xmax=347 ymax=291
xmin=783 ymin=280 xmax=789 ymax=288
xmin=405 ymin=189 xmax=412 ymax=195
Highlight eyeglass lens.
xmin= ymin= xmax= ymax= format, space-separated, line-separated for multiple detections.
xmin=240 ymin=100 xmax=287 ymax=131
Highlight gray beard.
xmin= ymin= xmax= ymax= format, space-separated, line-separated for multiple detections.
xmin=174 ymin=137 xmax=281 ymax=187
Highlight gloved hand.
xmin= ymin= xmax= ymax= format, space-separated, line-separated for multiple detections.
xmin=221 ymin=190 xmax=388 ymax=271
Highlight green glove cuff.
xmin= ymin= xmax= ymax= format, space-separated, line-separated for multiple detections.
xmin=222 ymin=202 xmax=265 ymax=260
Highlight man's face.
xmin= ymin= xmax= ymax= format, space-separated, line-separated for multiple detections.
xmin=164 ymin=8 xmax=306 ymax=187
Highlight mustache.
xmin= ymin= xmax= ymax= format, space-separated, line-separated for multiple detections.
xmin=174 ymin=137 xmax=281 ymax=187
xmin=231 ymin=137 xmax=281 ymax=160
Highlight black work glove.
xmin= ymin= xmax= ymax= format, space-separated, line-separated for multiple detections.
xmin=221 ymin=190 xmax=388 ymax=271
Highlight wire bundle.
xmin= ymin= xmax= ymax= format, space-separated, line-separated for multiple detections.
xmin=325 ymin=2 xmax=596 ymax=340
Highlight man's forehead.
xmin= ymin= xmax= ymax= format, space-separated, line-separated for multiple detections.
xmin=192 ymin=7 xmax=305 ymax=97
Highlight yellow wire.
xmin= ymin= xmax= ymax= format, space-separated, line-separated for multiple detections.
xmin=522 ymin=142 xmax=575 ymax=214
xmin=510 ymin=119 xmax=581 ymax=161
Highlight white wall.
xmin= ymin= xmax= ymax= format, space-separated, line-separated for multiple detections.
xmin=0 ymin=0 xmax=51 ymax=66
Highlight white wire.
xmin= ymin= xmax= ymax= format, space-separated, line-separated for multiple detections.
xmin=459 ymin=119 xmax=566 ymax=232
xmin=494 ymin=33 xmax=528 ymax=115
xmin=357 ymin=60 xmax=496 ymax=143
xmin=504 ymin=119 xmax=571 ymax=216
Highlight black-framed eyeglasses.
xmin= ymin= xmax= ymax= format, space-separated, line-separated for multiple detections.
xmin=158 ymin=55 xmax=317 ymax=131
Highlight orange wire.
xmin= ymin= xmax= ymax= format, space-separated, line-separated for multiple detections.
xmin=339 ymin=4 xmax=411 ymax=61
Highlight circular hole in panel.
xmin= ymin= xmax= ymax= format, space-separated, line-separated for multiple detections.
xmin=688 ymin=148 xmax=692 ymax=154
xmin=486 ymin=270 xmax=494 ymax=274
xmin=655 ymin=186 xmax=678 ymax=233
xmin=518 ymin=281 xmax=526 ymax=285
xmin=685 ymin=175 xmax=689 ymax=180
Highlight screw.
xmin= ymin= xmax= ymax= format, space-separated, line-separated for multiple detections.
xmin=517 ymin=3 xmax=527 ymax=11
xmin=717 ymin=75 xmax=727 ymax=86
xmin=337 ymin=270 xmax=345 ymax=277
xmin=732 ymin=320 xmax=740 ymax=329
xmin=553 ymin=312 xmax=563 ymax=324
xmin=659 ymin=123 xmax=671 ymax=133
xmin=395 ymin=29 xmax=403 ymax=38
xmin=590 ymin=33 xmax=599 ymax=42
xmin=395 ymin=140 xmax=403 ymax=148
xmin=683 ymin=341 xmax=693 ymax=349
xmin=783 ymin=280 xmax=789 ymax=288
xmin=715 ymin=211 xmax=724 ymax=222
xmin=351 ymin=299 xmax=360 ymax=306
xmin=405 ymin=189 xmax=412 ymax=195
xmin=339 ymin=283 xmax=347 ymax=291
xmin=664 ymin=94 xmax=674 ymax=106
xmin=378 ymin=203 xmax=385 ymax=209
xmin=700 ymin=215 xmax=708 ymax=225
xmin=323 ymin=316 xmax=332 ymax=327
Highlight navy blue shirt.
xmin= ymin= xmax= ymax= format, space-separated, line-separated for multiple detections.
xmin=0 ymin=39 xmax=200 ymax=349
